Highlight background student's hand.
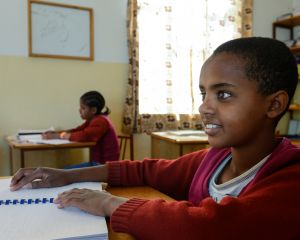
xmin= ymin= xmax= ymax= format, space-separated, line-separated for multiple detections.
xmin=59 ymin=132 xmax=71 ymax=140
xmin=54 ymin=188 xmax=128 ymax=216
xmin=42 ymin=131 xmax=60 ymax=139
xmin=10 ymin=167 xmax=69 ymax=191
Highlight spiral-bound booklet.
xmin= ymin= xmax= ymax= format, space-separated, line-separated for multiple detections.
xmin=0 ymin=178 xmax=108 ymax=240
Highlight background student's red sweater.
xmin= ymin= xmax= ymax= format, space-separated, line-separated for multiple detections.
xmin=69 ymin=115 xmax=119 ymax=164
xmin=107 ymin=138 xmax=300 ymax=240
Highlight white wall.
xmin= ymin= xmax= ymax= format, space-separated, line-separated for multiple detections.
xmin=253 ymin=0 xmax=292 ymax=37
xmin=0 ymin=0 xmax=128 ymax=63
xmin=1 ymin=1 xmax=291 ymax=61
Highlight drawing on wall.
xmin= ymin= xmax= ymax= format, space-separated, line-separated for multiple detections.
xmin=28 ymin=0 xmax=94 ymax=60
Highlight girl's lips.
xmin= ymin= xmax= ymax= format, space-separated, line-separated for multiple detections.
xmin=204 ymin=124 xmax=222 ymax=136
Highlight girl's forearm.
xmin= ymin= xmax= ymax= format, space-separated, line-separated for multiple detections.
xmin=65 ymin=164 xmax=108 ymax=183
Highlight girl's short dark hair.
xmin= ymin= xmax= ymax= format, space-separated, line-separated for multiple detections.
xmin=213 ymin=37 xmax=298 ymax=115
xmin=80 ymin=91 xmax=110 ymax=115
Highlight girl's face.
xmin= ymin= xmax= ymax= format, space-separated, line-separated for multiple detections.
xmin=199 ymin=52 xmax=271 ymax=149
xmin=79 ymin=100 xmax=97 ymax=120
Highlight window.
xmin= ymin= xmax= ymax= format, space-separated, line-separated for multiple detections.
xmin=138 ymin=0 xmax=242 ymax=114
xmin=122 ymin=0 xmax=252 ymax=133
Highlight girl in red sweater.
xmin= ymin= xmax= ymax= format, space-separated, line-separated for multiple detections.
xmin=11 ymin=38 xmax=300 ymax=239
xmin=43 ymin=90 xmax=119 ymax=167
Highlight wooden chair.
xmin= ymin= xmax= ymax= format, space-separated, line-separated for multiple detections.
xmin=118 ymin=134 xmax=134 ymax=160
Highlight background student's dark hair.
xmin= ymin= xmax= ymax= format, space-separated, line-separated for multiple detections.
xmin=212 ymin=37 xmax=298 ymax=117
xmin=80 ymin=90 xmax=110 ymax=115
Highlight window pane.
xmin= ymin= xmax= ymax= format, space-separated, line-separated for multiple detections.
xmin=138 ymin=0 xmax=241 ymax=114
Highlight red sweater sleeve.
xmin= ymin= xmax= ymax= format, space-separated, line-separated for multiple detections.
xmin=107 ymin=150 xmax=208 ymax=200
xmin=69 ymin=122 xmax=87 ymax=132
xmin=110 ymin=164 xmax=300 ymax=239
xmin=69 ymin=116 xmax=108 ymax=142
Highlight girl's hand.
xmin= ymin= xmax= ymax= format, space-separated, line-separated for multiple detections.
xmin=54 ymin=188 xmax=128 ymax=216
xmin=10 ymin=167 xmax=69 ymax=191
xmin=59 ymin=132 xmax=71 ymax=140
xmin=42 ymin=131 xmax=60 ymax=139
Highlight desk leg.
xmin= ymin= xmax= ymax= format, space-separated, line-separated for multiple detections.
xmin=9 ymin=146 xmax=13 ymax=175
xmin=179 ymin=144 xmax=183 ymax=156
xmin=20 ymin=150 xmax=25 ymax=169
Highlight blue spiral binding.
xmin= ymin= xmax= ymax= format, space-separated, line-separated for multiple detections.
xmin=0 ymin=198 xmax=54 ymax=206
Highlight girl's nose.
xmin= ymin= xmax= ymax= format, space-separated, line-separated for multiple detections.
xmin=199 ymin=96 xmax=214 ymax=116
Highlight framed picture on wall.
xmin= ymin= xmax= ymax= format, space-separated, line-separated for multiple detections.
xmin=28 ymin=0 xmax=94 ymax=61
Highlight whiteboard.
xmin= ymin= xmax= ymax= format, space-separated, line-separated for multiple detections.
xmin=29 ymin=1 xmax=94 ymax=60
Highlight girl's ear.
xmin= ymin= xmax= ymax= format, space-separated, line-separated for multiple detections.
xmin=91 ymin=107 xmax=98 ymax=115
xmin=266 ymin=90 xmax=289 ymax=118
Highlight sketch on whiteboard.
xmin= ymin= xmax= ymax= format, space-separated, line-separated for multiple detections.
xmin=29 ymin=2 xmax=93 ymax=60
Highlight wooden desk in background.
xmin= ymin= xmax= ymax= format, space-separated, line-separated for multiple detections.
xmin=151 ymin=131 xmax=209 ymax=159
xmin=151 ymin=132 xmax=300 ymax=159
xmin=5 ymin=136 xmax=96 ymax=175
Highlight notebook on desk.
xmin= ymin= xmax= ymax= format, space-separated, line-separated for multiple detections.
xmin=18 ymin=127 xmax=55 ymax=135
xmin=0 ymin=179 xmax=108 ymax=240
xmin=17 ymin=127 xmax=72 ymax=145
xmin=17 ymin=134 xmax=72 ymax=145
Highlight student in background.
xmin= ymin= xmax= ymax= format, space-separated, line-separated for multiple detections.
xmin=10 ymin=37 xmax=300 ymax=239
xmin=43 ymin=90 xmax=119 ymax=167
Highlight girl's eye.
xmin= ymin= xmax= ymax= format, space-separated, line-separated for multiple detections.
xmin=217 ymin=91 xmax=231 ymax=100
xmin=200 ymin=92 xmax=206 ymax=101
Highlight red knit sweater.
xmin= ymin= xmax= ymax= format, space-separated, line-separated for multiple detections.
xmin=69 ymin=115 xmax=119 ymax=164
xmin=108 ymin=138 xmax=300 ymax=239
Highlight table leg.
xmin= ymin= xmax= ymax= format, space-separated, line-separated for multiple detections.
xmin=179 ymin=144 xmax=183 ymax=156
xmin=20 ymin=150 xmax=25 ymax=168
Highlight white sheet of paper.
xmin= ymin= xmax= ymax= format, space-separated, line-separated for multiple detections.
xmin=18 ymin=134 xmax=72 ymax=145
xmin=29 ymin=138 xmax=72 ymax=145
xmin=167 ymin=130 xmax=206 ymax=136
xmin=0 ymin=179 xmax=107 ymax=240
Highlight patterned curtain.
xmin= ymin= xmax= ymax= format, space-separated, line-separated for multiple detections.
xmin=123 ymin=0 xmax=253 ymax=134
